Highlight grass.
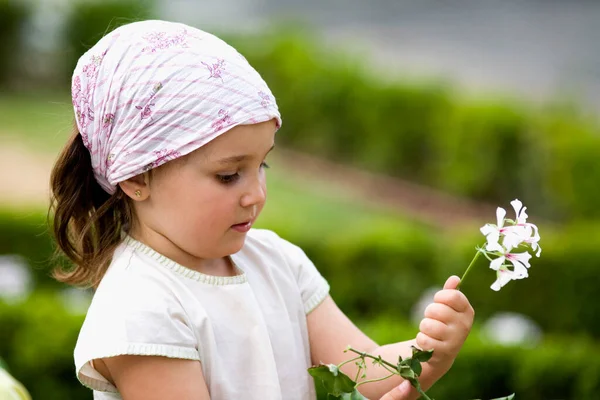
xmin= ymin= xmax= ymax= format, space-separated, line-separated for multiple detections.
xmin=0 ymin=92 xmax=73 ymax=153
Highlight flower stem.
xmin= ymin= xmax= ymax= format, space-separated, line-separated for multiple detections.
xmin=338 ymin=356 xmax=362 ymax=370
xmin=346 ymin=347 xmax=398 ymax=371
xmin=355 ymin=373 xmax=396 ymax=387
xmin=346 ymin=347 xmax=434 ymax=400
xmin=456 ymin=248 xmax=482 ymax=290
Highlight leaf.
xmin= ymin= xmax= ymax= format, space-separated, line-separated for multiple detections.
xmin=308 ymin=364 xmax=356 ymax=397
xmin=409 ymin=357 xmax=422 ymax=376
xmin=397 ymin=364 xmax=416 ymax=382
xmin=411 ymin=346 xmax=434 ymax=362
xmin=340 ymin=389 xmax=369 ymax=400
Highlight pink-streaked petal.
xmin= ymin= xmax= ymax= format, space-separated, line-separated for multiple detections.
xmin=507 ymin=251 xmax=532 ymax=270
xmin=496 ymin=207 xmax=507 ymax=228
xmin=490 ymin=256 xmax=505 ymax=271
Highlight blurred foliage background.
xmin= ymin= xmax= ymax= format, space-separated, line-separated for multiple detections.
xmin=1 ymin=0 xmax=599 ymax=399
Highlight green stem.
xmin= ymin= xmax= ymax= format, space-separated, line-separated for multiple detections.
xmin=456 ymin=248 xmax=483 ymax=290
xmin=354 ymin=361 xmax=363 ymax=383
xmin=347 ymin=347 xmax=434 ymax=400
xmin=355 ymin=373 xmax=396 ymax=387
xmin=346 ymin=348 xmax=398 ymax=371
xmin=416 ymin=385 xmax=433 ymax=400
xmin=338 ymin=356 xmax=362 ymax=370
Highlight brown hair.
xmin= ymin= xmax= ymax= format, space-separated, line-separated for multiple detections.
xmin=49 ymin=125 xmax=133 ymax=288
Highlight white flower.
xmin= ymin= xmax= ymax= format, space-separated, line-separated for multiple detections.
xmin=488 ymin=245 xmax=532 ymax=291
xmin=480 ymin=199 xmax=541 ymax=257
xmin=476 ymin=199 xmax=541 ymax=291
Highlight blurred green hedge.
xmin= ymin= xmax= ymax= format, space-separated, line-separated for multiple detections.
xmin=62 ymin=0 xmax=155 ymax=83
xmin=1 ymin=292 xmax=598 ymax=400
xmin=0 ymin=0 xmax=29 ymax=87
xmin=6 ymin=4 xmax=600 ymax=222
xmin=3 ymin=210 xmax=599 ymax=338
xmin=225 ymin=31 xmax=600 ymax=223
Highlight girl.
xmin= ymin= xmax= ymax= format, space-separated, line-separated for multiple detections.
xmin=50 ymin=20 xmax=474 ymax=400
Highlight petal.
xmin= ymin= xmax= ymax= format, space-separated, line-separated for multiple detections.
xmin=502 ymin=231 xmax=523 ymax=252
xmin=491 ymin=268 xmax=513 ymax=291
xmin=510 ymin=199 xmax=524 ymax=221
xmin=510 ymin=261 xmax=529 ymax=279
xmin=490 ymin=256 xmax=506 ymax=271
xmin=496 ymin=207 xmax=507 ymax=228
xmin=486 ymin=238 xmax=505 ymax=253
xmin=519 ymin=207 xmax=529 ymax=224
xmin=533 ymin=242 xmax=542 ymax=257
xmin=507 ymin=251 xmax=532 ymax=272
xmin=480 ymin=224 xmax=497 ymax=237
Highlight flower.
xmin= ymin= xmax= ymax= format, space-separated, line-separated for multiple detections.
xmin=480 ymin=199 xmax=541 ymax=257
xmin=475 ymin=199 xmax=541 ymax=291
xmin=489 ymin=244 xmax=532 ymax=291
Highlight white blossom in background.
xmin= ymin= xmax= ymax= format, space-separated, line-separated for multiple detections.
xmin=60 ymin=287 xmax=93 ymax=315
xmin=0 ymin=256 xmax=32 ymax=302
xmin=482 ymin=312 xmax=542 ymax=347
xmin=410 ymin=287 xmax=439 ymax=325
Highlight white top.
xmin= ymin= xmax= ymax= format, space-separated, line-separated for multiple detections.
xmin=74 ymin=229 xmax=330 ymax=400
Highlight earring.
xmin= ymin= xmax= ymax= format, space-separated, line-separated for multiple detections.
xmin=134 ymin=190 xmax=142 ymax=198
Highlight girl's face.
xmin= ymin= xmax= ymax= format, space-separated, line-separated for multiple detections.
xmin=129 ymin=120 xmax=277 ymax=263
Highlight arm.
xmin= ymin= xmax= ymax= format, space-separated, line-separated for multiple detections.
xmin=97 ymin=356 xmax=210 ymax=400
xmin=307 ymin=276 xmax=474 ymax=400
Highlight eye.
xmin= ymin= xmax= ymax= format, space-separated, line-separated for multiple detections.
xmin=217 ymin=173 xmax=240 ymax=184
xmin=260 ymin=161 xmax=270 ymax=169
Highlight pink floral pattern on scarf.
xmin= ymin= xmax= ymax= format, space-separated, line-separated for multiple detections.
xmin=71 ymin=20 xmax=281 ymax=194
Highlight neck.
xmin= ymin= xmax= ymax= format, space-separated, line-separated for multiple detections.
xmin=127 ymin=225 xmax=235 ymax=277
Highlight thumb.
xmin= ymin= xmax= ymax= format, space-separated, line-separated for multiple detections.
xmin=379 ymin=381 xmax=419 ymax=400
xmin=443 ymin=275 xmax=461 ymax=290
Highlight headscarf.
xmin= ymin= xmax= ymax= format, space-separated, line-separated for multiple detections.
xmin=72 ymin=20 xmax=281 ymax=194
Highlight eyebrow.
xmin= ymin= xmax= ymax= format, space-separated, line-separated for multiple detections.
xmin=217 ymin=144 xmax=275 ymax=165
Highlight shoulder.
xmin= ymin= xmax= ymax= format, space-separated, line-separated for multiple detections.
xmin=93 ymin=240 xmax=178 ymax=307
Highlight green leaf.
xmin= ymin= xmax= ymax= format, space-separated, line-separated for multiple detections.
xmin=397 ymin=364 xmax=416 ymax=381
xmin=490 ymin=394 xmax=515 ymax=400
xmin=340 ymin=389 xmax=369 ymax=400
xmin=409 ymin=357 xmax=422 ymax=376
xmin=308 ymin=364 xmax=356 ymax=397
xmin=411 ymin=346 xmax=434 ymax=362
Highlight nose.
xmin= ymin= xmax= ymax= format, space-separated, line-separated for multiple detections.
xmin=240 ymin=175 xmax=266 ymax=208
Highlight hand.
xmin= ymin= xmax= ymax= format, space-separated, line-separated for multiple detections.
xmin=416 ymin=275 xmax=474 ymax=370
xmin=380 ymin=381 xmax=418 ymax=400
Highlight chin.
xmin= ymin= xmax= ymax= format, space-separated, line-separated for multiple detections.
xmin=222 ymin=234 xmax=248 ymax=255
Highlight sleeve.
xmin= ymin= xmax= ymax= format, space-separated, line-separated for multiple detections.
xmin=73 ymin=266 xmax=200 ymax=393
xmin=268 ymin=231 xmax=330 ymax=314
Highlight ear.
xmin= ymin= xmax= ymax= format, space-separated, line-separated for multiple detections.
xmin=118 ymin=172 xmax=150 ymax=201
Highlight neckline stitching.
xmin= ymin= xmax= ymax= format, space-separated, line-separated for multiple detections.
xmin=123 ymin=236 xmax=247 ymax=285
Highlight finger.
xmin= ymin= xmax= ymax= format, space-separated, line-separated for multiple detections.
xmin=379 ymin=381 xmax=420 ymax=400
xmin=433 ymin=289 xmax=470 ymax=313
xmin=419 ymin=317 xmax=449 ymax=341
xmin=416 ymin=331 xmax=445 ymax=354
xmin=443 ymin=275 xmax=461 ymax=290
xmin=424 ymin=303 xmax=457 ymax=323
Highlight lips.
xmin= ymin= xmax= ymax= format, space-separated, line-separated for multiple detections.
xmin=231 ymin=219 xmax=254 ymax=233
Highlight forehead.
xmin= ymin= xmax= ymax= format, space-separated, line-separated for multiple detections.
xmin=198 ymin=120 xmax=277 ymax=159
